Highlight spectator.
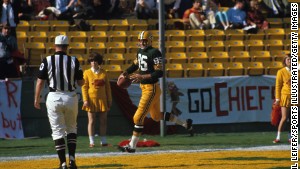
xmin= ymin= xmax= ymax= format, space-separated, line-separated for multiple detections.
xmin=215 ymin=9 xmax=230 ymax=30
xmin=182 ymin=0 xmax=209 ymax=30
xmin=0 ymin=24 xmax=19 ymax=79
xmin=226 ymin=0 xmax=247 ymax=29
xmin=202 ymin=0 xmax=218 ymax=28
xmin=31 ymin=0 xmax=51 ymax=16
xmin=247 ymin=0 xmax=268 ymax=31
xmin=0 ymin=0 xmax=18 ymax=37
xmin=157 ymin=0 xmax=181 ymax=19
xmin=273 ymin=54 xmax=291 ymax=144
xmin=91 ymin=0 xmax=111 ymax=20
xmin=178 ymin=0 xmax=192 ymax=18
xmin=18 ymin=0 xmax=34 ymax=21
xmin=261 ymin=0 xmax=289 ymax=18
xmin=55 ymin=0 xmax=76 ymax=21
xmin=134 ymin=0 xmax=157 ymax=19
xmin=82 ymin=52 xmax=112 ymax=148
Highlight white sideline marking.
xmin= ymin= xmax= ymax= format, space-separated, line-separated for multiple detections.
xmin=0 ymin=145 xmax=290 ymax=162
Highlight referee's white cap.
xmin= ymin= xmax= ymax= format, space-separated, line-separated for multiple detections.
xmin=55 ymin=35 xmax=69 ymax=45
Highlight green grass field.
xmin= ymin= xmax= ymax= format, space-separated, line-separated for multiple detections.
xmin=0 ymin=131 xmax=290 ymax=157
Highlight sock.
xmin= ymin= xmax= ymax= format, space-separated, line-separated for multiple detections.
xmin=101 ymin=136 xmax=107 ymax=145
xmin=54 ymin=138 xmax=66 ymax=165
xmin=170 ymin=116 xmax=186 ymax=128
xmin=67 ymin=133 xmax=77 ymax=161
xmin=129 ymin=135 xmax=139 ymax=149
xmin=61 ymin=162 xmax=67 ymax=167
xmin=276 ymin=132 xmax=281 ymax=140
xmin=89 ymin=136 xmax=94 ymax=145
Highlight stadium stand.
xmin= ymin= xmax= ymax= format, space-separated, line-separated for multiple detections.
xmin=88 ymin=20 xmax=110 ymax=31
xmin=204 ymin=63 xmax=225 ymax=77
xmin=86 ymin=42 xmax=106 ymax=54
xmin=165 ymin=63 xmax=184 ymax=77
xmin=87 ymin=31 xmax=107 ymax=42
xmin=166 ymin=53 xmax=188 ymax=63
xmin=223 ymin=62 xmax=245 ymax=76
xmin=185 ymin=30 xmax=205 ymax=41
xmin=250 ymin=51 xmax=271 ymax=62
xmin=244 ymin=62 xmax=265 ymax=76
xmin=183 ymin=63 xmax=205 ymax=77
xmin=187 ymin=52 xmax=209 ymax=63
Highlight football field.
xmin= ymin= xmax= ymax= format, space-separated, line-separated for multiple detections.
xmin=0 ymin=132 xmax=292 ymax=169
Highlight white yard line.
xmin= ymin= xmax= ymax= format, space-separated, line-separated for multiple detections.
xmin=0 ymin=145 xmax=290 ymax=162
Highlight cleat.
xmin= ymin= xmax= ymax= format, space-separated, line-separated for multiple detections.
xmin=89 ymin=144 xmax=95 ymax=148
xmin=58 ymin=163 xmax=68 ymax=169
xmin=101 ymin=143 xmax=112 ymax=147
xmin=273 ymin=139 xmax=280 ymax=143
xmin=118 ymin=145 xmax=136 ymax=153
xmin=186 ymin=119 xmax=194 ymax=137
xmin=69 ymin=160 xmax=77 ymax=169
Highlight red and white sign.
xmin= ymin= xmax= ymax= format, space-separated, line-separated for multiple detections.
xmin=0 ymin=80 xmax=24 ymax=139
xmin=127 ymin=76 xmax=276 ymax=124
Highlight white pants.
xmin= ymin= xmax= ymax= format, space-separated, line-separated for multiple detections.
xmin=189 ymin=13 xmax=209 ymax=29
xmin=46 ymin=92 xmax=78 ymax=140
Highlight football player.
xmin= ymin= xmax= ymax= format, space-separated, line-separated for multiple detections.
xmin=118 ymin=31 xmax=193 ymax=153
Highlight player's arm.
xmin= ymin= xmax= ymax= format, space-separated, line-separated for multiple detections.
xmin=34 ymin=58 xmax=48 ymax=109
xmin=124 ymin=58 xmax=139 ymax=77
xmin=74 ymin=58 xmax=84 ymax=86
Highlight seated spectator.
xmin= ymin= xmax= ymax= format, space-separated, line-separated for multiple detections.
xmin=226 ymin=0 xmax=247 ymax=29
xmin=202 ymin=0 xmax=218 ymax=29
xmin=134 ymin=0 xmax=157 ymax=19
xmin=55 ymin=0 xmax=76 ymax=21
xmin=247 ymin=0 xmax=268 ymax=30
xmin=31 ymin=0 xmax=51 ymax=16
xmin=0 ymin=24 xmax=19 ymax=79
xmin=1 ymin=0 xmax=18 ymax=37
xmin=183 ymin=0 xmax=209 ymax=30
xmin=261 ymin=0 xmax=289 ymax=18
xmin=215 ymin=10 xmax=230 ymax=30
xmin=18 ymin=0 xmax=34 ymax=21
xmin=91 ymin=0 xmax=111 ymax=20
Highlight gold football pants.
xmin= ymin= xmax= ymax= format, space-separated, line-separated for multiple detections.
xmin=133 ymin=83 xmax=162 ymax=125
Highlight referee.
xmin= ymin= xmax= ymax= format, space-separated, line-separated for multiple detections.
xmin=34 ymin=35 xmax=84 ymax=169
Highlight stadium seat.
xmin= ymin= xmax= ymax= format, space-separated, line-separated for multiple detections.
xmin=123 ymin=53 xmax=137 ymax=64
xmin=71 ymin=54 xmax=85 ymax=65
xmin=125 ymin=42 xmax=139 ymax=53
xmin=47 ymin=31 xmax=67 ymax=43
xmin=283 ymin=17 xmax=290 ymax=28
xmin=66 ymin=31 xmax=87 ymax=42
xmin=264 ymin=61 xmax=284 ymax=75
xmin=243 ymin=62 xmax=264 ymax=76
xmin=264 ymin=39 xmax=284 ymax=51
xmin=27 ymin=32 xmax=47 ymax=42
xmin=267 ymin=18 xmax=283 ymax=28
xmin=106 ymin=42 xmax=126 ymax=53
xmin=184 ymin=63 xmax=205 ymax=77
xmin=149 ymin=30 xmax=167 ymax=41
xmin=147 ymin=19 xmax=158 ymax=30
xmin=185 ymin=30 xmax=205 ymax=41
xmin=218 ymin=7 xmax=229 ymax=12
xmin=187 ymin=52 xmax=208 ymax=63
xmin=166 ymin=19 xmax=183 ymax=30
xmin=271 ymin=50 xmax=290 ymax=61
xmin=208 ymin=51 xmax=229 ymax=62
xmin=127 ymin=30 xmax=143 ymax=42
xmin=106 ymin=31 xmax=127 ymax=42
xmin=44 ymin=42 xmax=55 ymax=54
xmin=49 ymin=20 xmax=70 ymax=31
xmin=68 ymin=42 xmax=87 ymax=54
xmin=185 ymin=41 xmax=205 ymax=52
xmin=86 ymin=42 xmax=106 ymax=54
xmin=88 ymin=20 xmax=110 ymax=31
xmin=29 ymin=20 xmax=50 ymax=31
xmin=166 ymin=30 xmax=186 ymax=41
xmin=244 ymin=40 xmax=264 ymax=51
xmin=225 ymin=29 xmax=245 ymax=40
xmin=246 ymin=29 xmax=265 ymax=40
xmin=165 ymin=63 xmax=184 ymax=77
xmin=205 ymin=41 xmax=225 ymax=51
xmin=166 ymin=53 xmax=187 ymax=63
xmin=223 ymin=62 xmax=244 ymax=76
xmin=104 ymin=53 xmax=125 ymax=65
xmin=127 ymin=19 xmax=148 ymax=30
xmin=250 ymin=50 xmax=271 ymax=62
xmin=284 ymin=28 xmax=296 ymax=39
xmin=204 ymin=63 xmax=225 ymax=76
xmin=229 ymin=51 xmax=250 ymax=62
xmin=166 ymin=41 xmax=185 ymax=53
xmin=17 ymin=20 xmax=30 ymax=32
xmin=24 ymin=42 xmax=46 ymax=65
xmin=102 ymin=64 xmax=123 ymax=79
xmin=265 ymin=28 xmax=285 ymax=40
xmin=205 ymin=29 xmax=225 ymax=41
xmin=86 ymin=31 xmax=107 ymax=42
xmin=283 ymin=39 xmax=290 ymax=50
xmin=108 ymin=19 xmax=129 ymax=31
xmin=224 ymin=40 xmax=245 ymax=51
xmin=16 ymin=31 xmax=27 ymax=48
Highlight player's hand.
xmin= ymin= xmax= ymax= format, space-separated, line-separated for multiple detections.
xmin=34 ymin=98 xmax=41 ymax=109
xmin=83 ymin=101 xmax=89 ymax=108
xmin=130 ymin=73 xmax=143 ymax=83
xmin=121 ymin=72 xmax=129 ymax=78
xmin=274 ymin=100 xmax=280 ymax=106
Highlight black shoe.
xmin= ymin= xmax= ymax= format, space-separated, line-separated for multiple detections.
xmin=186 ymin=119 xmax=194 ymax=137
xmin=118 ymin=145 xmax=136 ymax=153
xmin=69 ymin=160 xmax=77 ymax=169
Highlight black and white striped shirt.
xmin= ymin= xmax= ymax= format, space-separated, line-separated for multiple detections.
xmin=37 ymin=51 xmax=83 ymax=92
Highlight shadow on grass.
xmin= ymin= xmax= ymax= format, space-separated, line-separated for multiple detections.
xmin=217 ymin=157 xmax=289 ymax=161
xmin=140 ymin=164 xmax=189 ymax=168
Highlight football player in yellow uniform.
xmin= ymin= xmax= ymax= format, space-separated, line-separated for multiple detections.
xmin=118 ymin=31 xmax=193 ymax=153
